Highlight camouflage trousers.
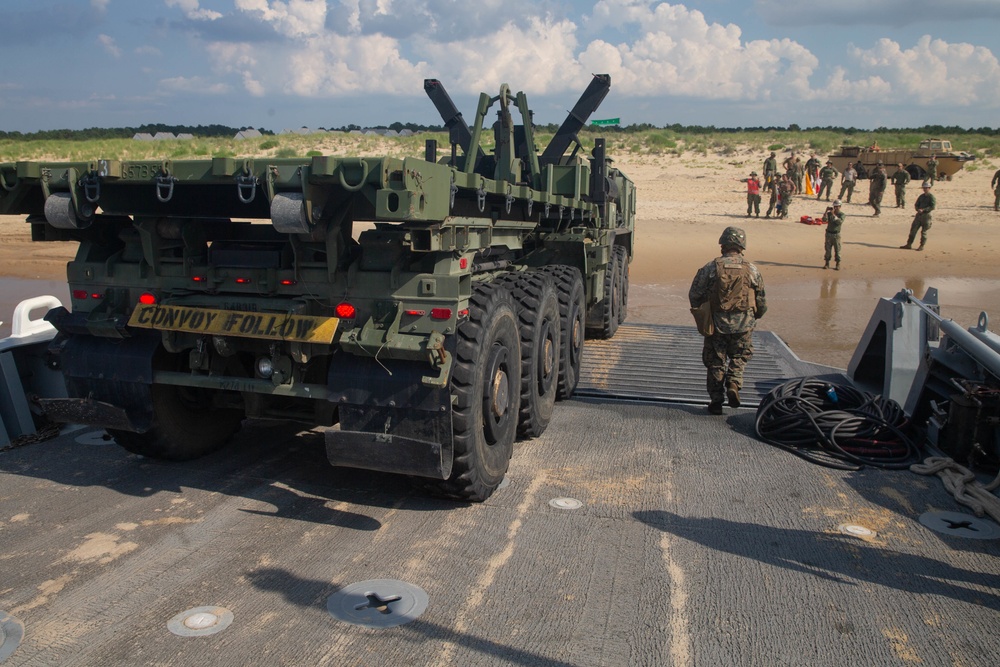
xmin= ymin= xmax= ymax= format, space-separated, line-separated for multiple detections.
xmin=838 ymin=181 xmax=855 ymax=203
xmin=702 ymin=330 xmax=754 ymax=402
xmin=747 ymin=193 xmax=761 ymax=216
xmin=895 ymin=184 xmax=906 ymax=207
xmin=869 ymin=189 xmax=884 ymax=214
xmin=906 ymin=213 xmax=933 ymax=247
xmin=817 ymin=180 xmax=834 ymax=200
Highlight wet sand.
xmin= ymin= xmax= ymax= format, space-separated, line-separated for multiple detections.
xmin=1 ymin=149 xmax=999 ymax=367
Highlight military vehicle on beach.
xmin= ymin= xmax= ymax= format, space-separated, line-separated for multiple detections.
xmin=827 ymin=138 xmax=975 ymax=181
xmin=0 ymin=75 xmax=635 ymax=501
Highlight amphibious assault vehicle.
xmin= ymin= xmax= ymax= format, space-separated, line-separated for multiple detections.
xmin=827 ymin=138 xmax=975 ymax=181
xmin=0 ymin=75 xmax=635 ymax=501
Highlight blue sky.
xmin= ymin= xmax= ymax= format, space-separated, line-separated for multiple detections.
xmin=1 ymin=0 xmax=998 ymax=132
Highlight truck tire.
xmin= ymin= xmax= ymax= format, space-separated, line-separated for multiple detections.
xmin=434 ymin=281 xmax=520 ymax=501
xmin=497 ymin=271 xmax=561 ymax=438
xmin=588 ymin=247 xmax=621 ymax=339
xmin=540 ymin=265 xmax=586 ymax=399
xmin=108 ymin=384 xmax=243 ymax=461
xmin=615 ymin=245 xmax=629 ymax=326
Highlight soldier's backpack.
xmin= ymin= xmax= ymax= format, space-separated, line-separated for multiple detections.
xmin=711 ymin=257 xmax=756 ymax=314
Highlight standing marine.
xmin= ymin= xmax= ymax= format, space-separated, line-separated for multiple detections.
xmin=741 ymin=171 xmax=762 ymax=217
xmin=822 ymin=200 xmax=845 ymax=270
xmin=688 ymin=227 xmax=767 ymax=415
xmin=868 ymin=161 xmax=887 ymax=217
xmin=900 ymin=182 xmax=936 ymax=251
xmin=763 ymin=152 xmax=779 ymax=186
xmin=891 ymin=163 xmax=911 ymax=208
xmin=838 ymin=162 xmax=857 ymax=203
xmin=817 ymin=161 xmax=838 ymax=201
xmin=992 ymin=167 xmax=1000 ymax=211
xmin=927 ymin=155 xmax=939 ymax=182
xmin=805 ymin=153 xmax=821 ymax=188
xmin=778 ymin=175 xmax=794 ymax=219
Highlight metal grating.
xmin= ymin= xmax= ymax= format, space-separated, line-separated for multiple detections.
xmin=577 ymin=323 xmax=827 ymax=408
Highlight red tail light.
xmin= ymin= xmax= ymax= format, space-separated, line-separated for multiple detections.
xmin=72 ymin=290 xmax=88 ymax=299
xmin=430 ymin=308 xmax=452 ymax=320
xmin=235 ymin=277 xmax=252 ymax=285
xmin=139 ymin=293 xmax=157 ymax=305
xmin=335 ymin=303 xmax=356 ymax=319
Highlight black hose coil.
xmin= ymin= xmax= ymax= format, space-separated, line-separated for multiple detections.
xmin=754 ymin=377 xmax=920 ymax=470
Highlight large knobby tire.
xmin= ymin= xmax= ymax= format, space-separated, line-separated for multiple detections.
xmin=498 ymin=272 xmax=561 ymax=439
xmin=540 ymin=265 xmax=586 ymax=400
xmin=589 ymin=246 xmax=621 ymax=339
xmin=615 ymin=245 xmax=630 ymax=326
xmin=108 ymin=384 xmax=244 ymax=461
xmin=435 ymin=281 xmax=520 ymax=501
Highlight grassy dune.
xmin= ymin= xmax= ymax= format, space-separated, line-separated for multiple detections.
xmin=1 ymin=130 xmax=998 ymax=172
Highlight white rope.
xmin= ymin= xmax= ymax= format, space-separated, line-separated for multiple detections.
xmin=910 ymin=456 xmax=1000 ymax=524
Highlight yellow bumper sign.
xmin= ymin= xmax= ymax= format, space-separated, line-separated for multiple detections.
xmin=128 ymin=304 xmax=339 ymax=344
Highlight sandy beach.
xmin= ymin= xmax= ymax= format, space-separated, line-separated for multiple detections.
xmin=1 ymin=149 xmax=998 ymax=368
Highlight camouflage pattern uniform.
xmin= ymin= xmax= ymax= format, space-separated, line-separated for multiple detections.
xmin=927 ymin=156 xmax=938 ymax=182
xmin=791 ymin=159 xmax=804 ymax=194
xmin=778 ymin=176 xmax=793 ymax=218
xmin=902 ymin=184 xmax=936 ymax=250
xmin=822 ymin=203 xmax=845 ymax=268
xmin=742 ymin=172 xmax=761 ymax=216
xmin=689 ymin=227 xmax=767 ymax=414
xmin=763 ymin=153 xmax=779 ymax=186
xmin=817 ymin=162 xmax=838 ymax=200
xmin=805 ymin=155 xmax=821 ymax=188
xmin=992 ymin=168 xmax=1000 ymax=211
xmin=868 ymin=163 xmax=887 ymax=216
xmin=764 ymin=180 xmax=778 ymax=217
xmin=891 ymin=164 xmax=911 ymax=208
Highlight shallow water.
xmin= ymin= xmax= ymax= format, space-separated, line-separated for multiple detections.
xmin=628 ymin=275 xmax=1000 ymax=369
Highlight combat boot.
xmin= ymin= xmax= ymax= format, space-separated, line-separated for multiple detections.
xmin=916 ymin=244 xmax=925 ymax=252
xmin=823 ymin=261 xmax=829 ymax=269
xmin=707 ymin=399 xmax=724 ymax=415
xmin=726 ymin=385 xmax=741 ymax=408
xmin=835 ymin=261 xmax=840 ymax=271
xmin=899 ymin=243 xmax=912 ymax=249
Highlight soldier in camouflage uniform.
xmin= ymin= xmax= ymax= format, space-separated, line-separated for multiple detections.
xmin=927 ymin=155 xmax=938 ymax=183
xmin=900 ymin=182 xmax=936 ymax=251
xmin=991 ymin=168 xmax=1000 ymax=211
xmin=778 ymin=174 xmax=794 ymax=219
xmin=891 ymin=163 xmax=911 ymax=208
xmin=689 ymin=227 xmax=768 ymax=415
xmin=763 ymin=152 xmax=779 ymax=186
xmin=868 ymin=162 xmax=887 ymax=216
xmin=817 ymin=161 xmax=838 ymax=201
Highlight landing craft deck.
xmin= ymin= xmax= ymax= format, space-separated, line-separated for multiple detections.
xmin=1 ymin=324 xmax=997 ymax=666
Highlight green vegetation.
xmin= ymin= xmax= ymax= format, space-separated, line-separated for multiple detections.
xmin=1 ymin=127 xmax=998 ymax=163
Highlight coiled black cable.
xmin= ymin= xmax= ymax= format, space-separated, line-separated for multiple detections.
xmin=754 ymin=377 xmax=920 ymax=470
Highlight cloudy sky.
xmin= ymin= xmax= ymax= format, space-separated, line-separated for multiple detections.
xmin=2 ymin=0 xmax=999 ymax=132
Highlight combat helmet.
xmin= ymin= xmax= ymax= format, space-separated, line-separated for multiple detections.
xmin=719 ymin=226 xmax=747 ymax=250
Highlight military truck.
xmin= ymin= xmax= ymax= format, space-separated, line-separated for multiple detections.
xmin=827 ymin=138 xmax=975 ymax=181
xmin=0 ymin=75 xmax=635 ymax=501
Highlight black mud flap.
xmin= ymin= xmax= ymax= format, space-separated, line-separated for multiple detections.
xmin=37 ymin=397 xmax=150 ymax=432
xmin=42 ymin=332 xmax=160 ymax=432
xmin=326 ymin=353 xmax=453 ymax=479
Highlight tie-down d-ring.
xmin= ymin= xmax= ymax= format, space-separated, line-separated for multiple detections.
xmin=155 ymin=174 xmax=176 ymax=202
xmin=338 ymin=159 xmax=370 ymax=191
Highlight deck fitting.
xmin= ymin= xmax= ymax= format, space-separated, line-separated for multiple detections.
xmin=326 ymin=579 xmax=428 ymax=628
xmin=167 ymin=606 xmax=234 ymax=637
xmin=549 ymin=497 xmax=583 ymax=510
xmin=919 ymin=510 xmax=1000 ymax=540
xmin=0 ymin=611 xmax=25 ymax=663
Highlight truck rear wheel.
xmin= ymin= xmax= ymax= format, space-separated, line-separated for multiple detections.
xmin=434 ymin=281 xmax=520 ymax=501
xmin=108 ymin=384 xmax=244 ymax=461
xmin=499 ymin=271 xmax=560 ymax=438
xmin=615 ymin=245 xmax=629 ymax=326
xmin=541 ymin=265 xmax=586 ymax=399
xmin=588 ymin=246 xmax=621 ymax=339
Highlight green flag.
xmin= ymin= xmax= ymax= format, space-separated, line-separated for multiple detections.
xmin=590 ymin=118 xmax=620 ymax=126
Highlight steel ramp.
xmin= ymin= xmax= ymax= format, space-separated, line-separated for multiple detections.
xmin=577 ymin=322 xmax=841 ymax=408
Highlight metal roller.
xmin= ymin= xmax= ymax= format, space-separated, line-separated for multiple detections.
xmin=270 ymin=192 xmax=310 ymax=234
xmin=44 ymin=192 xmax=88 ymax=230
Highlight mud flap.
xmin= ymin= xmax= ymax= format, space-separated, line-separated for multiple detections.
xmin=325 ymin=352 xmax=453 ymax=479
xmin=42 ymin=332 xmax=160 ymax=432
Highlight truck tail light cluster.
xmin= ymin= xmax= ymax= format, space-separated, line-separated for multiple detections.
xmin=72 ymin=290 xmax=104 ymax=300
xmin=335 ymin=303 xmax=356 ymax=319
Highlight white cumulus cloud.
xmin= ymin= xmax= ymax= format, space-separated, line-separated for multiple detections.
xmin=165 ymin=0 xmax=223 ymax=21
xmin=235 ymin=0 xmax=328 ymax=38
